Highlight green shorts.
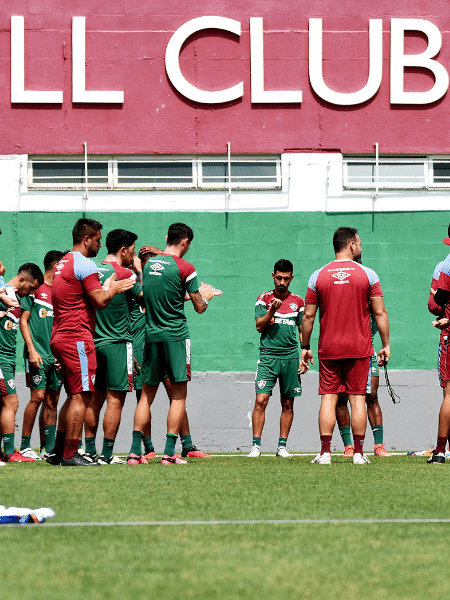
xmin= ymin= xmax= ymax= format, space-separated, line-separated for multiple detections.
xmin=255 ymin=356 xmax=302 ymax=398
xmin=142 ymin=339 xmax=191 ymax=385
xmin=25 ymin=357 xmax=62 ymax=391
xmin=133 ymin=346 xmax=144 ymax=391
xmin=0 ymin=361 xmax=16 ymax=396
xmin=95 ymin=341 xmax=133 ymax=392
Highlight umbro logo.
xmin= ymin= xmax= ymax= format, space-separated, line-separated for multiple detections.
xmin=40 ymin=293 xmax=48 ymax=298
xmin=151 ymin=263 xmax=165 ymax=272
xmin=332 ymin=271 xmax=351 ymax=281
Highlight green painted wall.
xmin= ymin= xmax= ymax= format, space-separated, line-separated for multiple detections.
xmin=1 ymin=210 xmax=447 ymax=372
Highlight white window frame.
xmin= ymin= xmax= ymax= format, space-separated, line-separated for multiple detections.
xmin=343 ymin=156 xmax=428 ymax=190
xmin=28 ymin=156 xmax=110 ymax=189
xmin=428 ymin=156 xmax=450 ymax=188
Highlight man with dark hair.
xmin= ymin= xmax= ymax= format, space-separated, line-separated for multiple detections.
xmin=248 ymin=260 xmax=304 ymax=458
xmin=301 ymin=228 xmax=390 ymax=465
xmin=128 ymin=223 xmax=216 ymax=465
xmin=0 ymin=262 xmax=43 ymax=462
xmin=426 ymin=225 xmax=450 ymax=463
xmin=19 ymin=250 xmax=65 ymax=459
xmin=48 ymin=219 xmax=134 ymax=466
xmin=83 ymin=229 xmax=143 ymax=464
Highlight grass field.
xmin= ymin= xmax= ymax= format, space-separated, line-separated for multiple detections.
xmin=2 ymin=454 xmax=450 ymax=600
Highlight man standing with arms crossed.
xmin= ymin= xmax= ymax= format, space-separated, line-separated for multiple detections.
xmin=301 ymin=227 xmax=390 ymax=465
xmin=128 ymin=223 xmax=215 ymax=465
xmin=48 ymin=219 xmax=134 ymax=466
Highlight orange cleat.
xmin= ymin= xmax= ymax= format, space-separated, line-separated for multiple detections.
xmin=343 ymin=445 xmax=355 ymax=457
xmin=143 ymin=450 xmax=156 ymax=460
xmin=374 ymin=443 xmax=391 ymax=457
xmin=127 ymin=453 xmax=148 ymax=465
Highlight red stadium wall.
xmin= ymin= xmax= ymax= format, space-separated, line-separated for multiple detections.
xmin=1 ymin=0 xmax=450 ymax=156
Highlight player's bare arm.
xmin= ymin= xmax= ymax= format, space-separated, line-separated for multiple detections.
xmin=300 ymin=302 xmax=317 ymax=370
xmin=432 ymin=317 xmax=450 ymax=330
xmin=184 ymin=282 xmax=222 ymax=302
xmin=0 ymin=261 xmax=5 ymax=277
xmin=189 ymin=290 xmax=211 ymax=313
xmin=19 ymin=309 xmax=43 ymax=368
xmin=255 ymin=298 xmax=282 ymax=333
xmin=369 ymin=295 xmax=391 ymax=365
xmin=0 ymin=289 xmax=20 ymax=309
xmin=87 ymin=274 xmax=135 ymax=310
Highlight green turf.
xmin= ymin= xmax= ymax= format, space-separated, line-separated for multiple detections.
xmin=2 ymin=456 xmax=450 ymax=600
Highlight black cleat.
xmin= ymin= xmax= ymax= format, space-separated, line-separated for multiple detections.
xmin=427 ymin=452 xmax=445 ymax=464
xmin=46 ymin=453 xmax=62 ymax=465
xmin=61 ymin=452 xmax=99 ymax=466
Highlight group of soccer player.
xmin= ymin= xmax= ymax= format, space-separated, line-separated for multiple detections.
xmin=2 ymin=221 xmax=450 ymax=466
xmin=0 ymin=219 xmax=220 ymax=466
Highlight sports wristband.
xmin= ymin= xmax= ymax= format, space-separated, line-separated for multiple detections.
xmin=301 ymin=344 xmax=310 ymax=350
xmin=202 ymin=297 xmax=208 ymax=305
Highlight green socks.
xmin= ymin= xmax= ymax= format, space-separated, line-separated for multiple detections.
xmin=253 ymin=437 xmax=261 ymax=447
xmin=339 ymin=426 xmax=352 ymax=447
xmin=181 ymin=434 xmax=193 ymax=451
xmin=20 ymin=435 xmax=31 ymax=451
xmin=85 ymin=436 xmax=97 ymax=456
xmin=278 ymin=438 xmax=287 ymax=448
xmin=3 ymin=433 xmax=15 ymax=455
xmin=130 ymin=431 xmax=144 ymax=455
xmin=143 ymin=436 xmax=154 ymax=453
xmin=44 ymin=425 xmax=56 ymax=453
xmin=164 ymin=433 xmax=178 ymax=457
xmin=372 ymin=425 xmax=384 ymax=445
xmin=101 ymin=437 xmax=115 ymax=459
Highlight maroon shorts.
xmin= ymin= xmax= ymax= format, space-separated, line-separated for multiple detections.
xmin=439 ymin=341 xmax=450 ymax=388
xmin=50 ymin=338 xmax=97 ymax=394
xmin=319 ymin=357 xmax=371 ymax=395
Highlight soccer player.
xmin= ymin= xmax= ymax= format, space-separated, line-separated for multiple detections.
xmin=83 ymin=229 xmax=143 ymax=464
xmin=0 ymin=263 xmax=44 ymax=462
xmin=247 ymin=259 xmax=304 ymax=458
xmin=128 ymin=223 xmax=216 ymax=465
xmin=301 ymin=227 xmax=390 ymax=465
xmin=47 ymin=218 xmax=135 ymax=466
xmin=19 ymin=250 xmax=65 ymax=459
xmin=427 ymin=230 xmax=450 ymax=463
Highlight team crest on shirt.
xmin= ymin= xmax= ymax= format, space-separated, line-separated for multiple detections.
xmin=257 ymin=380 xmax=266 ymax=390
xmin=32 ymin=375 xmax=42 ymax=385
xmin=290 ymin=303 xmax=298 ymax=311
xmin=8 ymin=379 xmax=15 ymax=389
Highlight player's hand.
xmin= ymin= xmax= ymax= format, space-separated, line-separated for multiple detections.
xmin=270 ymin=298 xmax=282 ymax=310
xmin=0 ymin=261 xmax=5 ymax=277
xmin=432 ymin=318 xmax=450 ymax=330
xmin=131 ymin=255 xmax=142 ymax=273
xmin=139 ymin=245 xmax=162 ymax=258
xmin=133 ymin=357 xmax=141 ymax=377
xmin=29 ymin=350 xmax=44 ymax=369
xmin=301 ymin=348 xmax=314 ymax=370
xmin=111 ymin=275 xmax=135 ymax=295
xmin=430 ymin=287 xmax=437 ymax=297
xmin=377 ymin=346 xmax=390 ymax=366
xmin=298 ymin=359 xmax=309 ymax=375
xmin=0 ymin=290 xmax=20 ymax=309
xmin=54 ymin=359 xmax=62 ymax=371
xmin=199 ymin=283 xmax=217 ymax=301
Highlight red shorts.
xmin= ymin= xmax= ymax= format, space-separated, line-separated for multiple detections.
xmin=439 ymin=341 xmax=450 ymax=388
xmin=50 ymin=338 xmax=97 ymax=394
xmin=319 ymin=357 xmax=371 ymax=395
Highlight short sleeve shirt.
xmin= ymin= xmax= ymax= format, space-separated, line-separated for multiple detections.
xmin=51 ymin=252 xmax=102 ymax=343
xmin=130 ymin=299 xmax=146 ymax=351
xmin=305 ymin=259 xmax=383 ymax=359
xmin=437 ymin=255 xmax=450 ymax=342
xmin=255 ymin=291 xmax=304 ymax=358
xmin=94 ymin=261 xmax=142 ymax=347
xmin=21 ymin=282 xmax=55 ymax=360
xmin=143 ymin=253 xmax=199 ymax=342
xmin=0 ymin=287 xmax=21 ymax=363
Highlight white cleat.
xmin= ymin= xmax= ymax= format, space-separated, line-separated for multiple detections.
xmin=20 ymin=448 xmax=42 ymax=460
xmin=353 ymin=453 xmax=370 ymax=464
xmin=276 ymin=447 xmax=290 ymax=457
xmin=311 ymin=452 xmax=331 ymax=464
xmin=247 ymin=445 xmax=261 ymax=457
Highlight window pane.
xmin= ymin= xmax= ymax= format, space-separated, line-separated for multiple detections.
xmin=117 ymin=162 xmax=193 ymax=184
xmin=32 ymin=162 xmax=108 ymax=184
xmin=345 ymin=160 xmax=424 ymax=187
xmin=433 ymin=163 xmax=450 ymax=184
xmin=202 ymin=161 xmax=277 ymax=185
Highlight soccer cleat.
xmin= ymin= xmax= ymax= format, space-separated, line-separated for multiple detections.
xmin=5 ymin=451 xmax=35 ymax=463
xmin=143 ymin=450 xmax=156 ymax=459
xmin=98 ymin=455 xmax=127 ymax=465
xmin=182 ymin=446 xmax=211 ymax=458
xmin=61 ymin=452 xmax=99 ymax=466
xmin=161 ymin=454 xmax=188 ymax=465
xmin=343 ymin=445 xmax=355 ymax=457
xmin=20 ymin=448 xmax=42 ymax=460
xmin=46 ymin=453 xmax=62 ymax=465
xmin=374 ymin=443 xmax=391 ymax=457
xmin=39 ymin=450 xmax=49 ymax=460
xmin=84 ymin=452 xmax=98 ymax=462
xmin=353 ymin=453 xmax=370 ymax=464
xmin=276 ymin=447 xmax=290 ymax=457
xmin=127 ymin=453 xmax=148 ymax=465
xmin=427 ymin=452 xmax=445 ymax=464
xmin=0 ymin=460 xmax=5 ymax=466
xmin=247 ymin=445 xmax=261 ymax=458
xmin=311 ymin=452 xmax=331 ymax=464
